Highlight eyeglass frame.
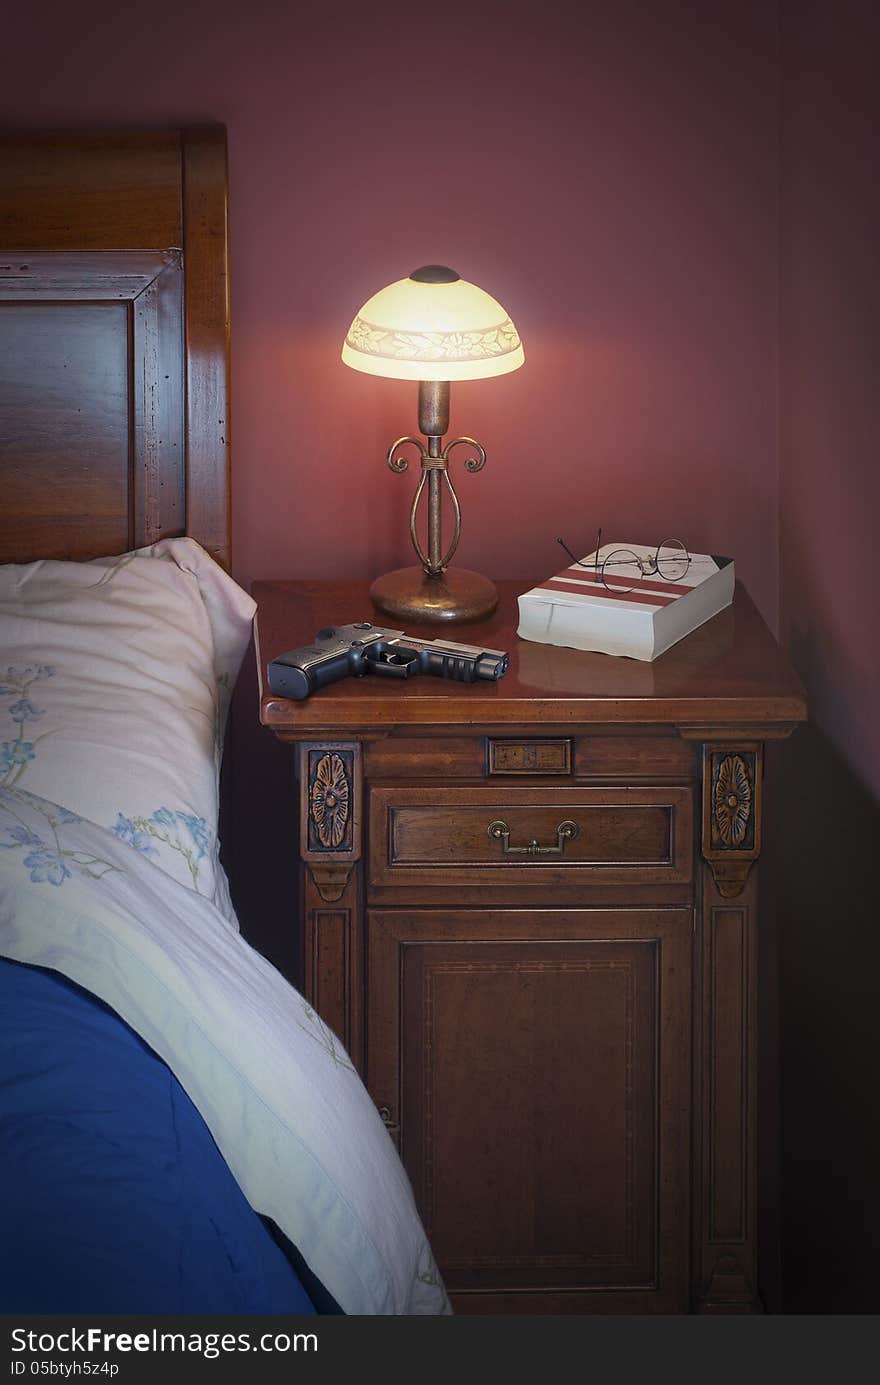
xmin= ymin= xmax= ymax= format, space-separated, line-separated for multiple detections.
xmin=556 ymin=529 xmax=694 ymax=595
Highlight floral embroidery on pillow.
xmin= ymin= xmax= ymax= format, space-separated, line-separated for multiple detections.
xmin=2 ymin=666 xmax=215 ymax=895
xmin=0 ymin=666 xmax=55 ymax=788
xmin=112 ymin=808 xmax=212 ymax=890
xmin=0 ymin=790 xmax=117 ymax=886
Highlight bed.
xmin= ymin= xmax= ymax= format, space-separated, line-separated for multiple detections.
xmin=0 ymin=127 xmax=448 ymax=1316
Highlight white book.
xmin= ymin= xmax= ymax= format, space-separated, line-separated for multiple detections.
xmin=517 ymin=543 xmax=735 ymax=662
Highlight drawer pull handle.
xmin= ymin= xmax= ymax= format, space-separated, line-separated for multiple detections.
xmin=487 ymin=818 xmax=580 ymax=857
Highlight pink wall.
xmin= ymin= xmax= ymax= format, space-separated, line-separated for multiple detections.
xmin=0 ymin=0 xmax=780 ymax=625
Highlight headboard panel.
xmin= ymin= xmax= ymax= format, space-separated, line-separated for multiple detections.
xmin=0 ymin=126 xmax=230 ymax=568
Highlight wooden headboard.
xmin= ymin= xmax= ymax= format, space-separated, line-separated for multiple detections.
xmin=0 ymin=126 xmax=230 ymax=568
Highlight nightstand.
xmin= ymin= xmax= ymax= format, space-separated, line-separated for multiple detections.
xmin=255 ymin=578 xmax=806 ymax=1315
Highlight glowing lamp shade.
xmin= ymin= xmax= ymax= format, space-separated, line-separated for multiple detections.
xmin=342 ymin=269 xmax=524 ymax=383
xmin=341 ymin=265 xmax=523 ymax=624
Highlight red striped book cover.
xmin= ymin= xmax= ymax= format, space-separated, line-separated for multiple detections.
xmin=517 ymin=543 xmax=735 ymax=661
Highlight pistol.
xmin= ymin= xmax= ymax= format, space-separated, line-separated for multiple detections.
xmin=267 ymin=622 xmax=510 ymax=700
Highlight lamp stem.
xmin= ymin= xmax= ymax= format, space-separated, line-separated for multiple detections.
xmin=427 ymin=441 xmax=443 ymax=574
xmin=418 ymin=379 xmax=450 ymax=437
xmin=418 ymin=381 xmax=451 ymax=580
xmin=374 ymin=378 xmax=496 ymax=622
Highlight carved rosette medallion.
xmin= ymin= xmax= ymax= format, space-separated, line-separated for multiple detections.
xmin=301 ymin=743 xmax=362 ymax=904
xmin=310 ymin=752 xmax=350 ymax=849
xmin=305 ymin=747 xmax=358 ymax=857
xmin=712 ymin=754 xmax=752 ymax=848
xmin=702 ymin=746 xmax=762 ymax=898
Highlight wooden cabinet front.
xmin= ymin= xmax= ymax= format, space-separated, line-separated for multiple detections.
xmin=367 ymin=907 xmax=692 ymax=1314
xmin=256 ymin=578 xmax=808 ymax=1314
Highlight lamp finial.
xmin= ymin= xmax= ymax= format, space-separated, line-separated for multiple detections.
xmin=409 ymin=265 xmax=460 ymax=284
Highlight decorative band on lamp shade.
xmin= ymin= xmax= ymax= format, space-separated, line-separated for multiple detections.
xmin=342 ymin=273 xmax=525 ymax=382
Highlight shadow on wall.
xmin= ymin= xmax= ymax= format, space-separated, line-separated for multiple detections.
xmin=777 ymin=721 xmax=880 ymax=1313
xmin=221 ymin=637 xmax=301 ymax=988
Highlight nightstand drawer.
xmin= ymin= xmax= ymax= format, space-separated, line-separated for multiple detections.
xmin=368 ymin=785 xmax=693 ymax=887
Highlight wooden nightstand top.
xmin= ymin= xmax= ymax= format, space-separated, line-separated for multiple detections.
xmin=254 ymin=578 xmax=807 ymax=736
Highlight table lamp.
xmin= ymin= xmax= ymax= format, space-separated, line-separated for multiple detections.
xmin=341 ymin=265 xmax=524 ymax=623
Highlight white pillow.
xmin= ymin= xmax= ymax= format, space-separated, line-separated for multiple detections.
xmin=0 ymin=539 xmax=255 ymax=921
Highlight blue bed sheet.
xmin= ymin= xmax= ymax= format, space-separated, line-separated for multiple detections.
xmin=0 ymin=957 xmax=323 ymax=1314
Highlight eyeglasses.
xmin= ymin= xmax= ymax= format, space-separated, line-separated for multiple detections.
xmin=556 ymin=530 xmax=693 ymax=595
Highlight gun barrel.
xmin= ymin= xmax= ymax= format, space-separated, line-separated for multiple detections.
xmin=385 ymin=635 xmax=508 ymax=683
xmin=475 ymin=651 xmax=509 ymax=680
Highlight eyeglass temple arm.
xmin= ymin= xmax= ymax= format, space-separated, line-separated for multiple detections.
xmin=555 ymin=530 xmax=604 ymax=570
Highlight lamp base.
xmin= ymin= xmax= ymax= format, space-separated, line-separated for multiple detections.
xmin=369 ymin=566 xmax=498 ymax=625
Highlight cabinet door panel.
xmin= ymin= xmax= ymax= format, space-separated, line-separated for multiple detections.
xmin=367 ymin=909 xmax=691 ymax=1312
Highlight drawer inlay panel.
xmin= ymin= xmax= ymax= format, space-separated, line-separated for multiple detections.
xmin=487 ymin=737 xmax=572 ymax=775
